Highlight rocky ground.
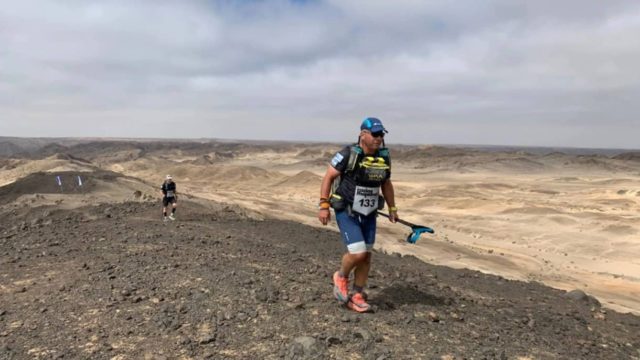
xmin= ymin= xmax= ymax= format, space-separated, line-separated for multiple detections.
xmin=1 ymin=198 xmax=640 ymax=360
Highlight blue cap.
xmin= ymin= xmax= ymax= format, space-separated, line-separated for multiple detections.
xmin=360 ymin=117 xmax=387 ymax=133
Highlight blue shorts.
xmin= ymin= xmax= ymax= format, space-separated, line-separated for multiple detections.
xmin=335 ymin=209 xmax=377 ymax=254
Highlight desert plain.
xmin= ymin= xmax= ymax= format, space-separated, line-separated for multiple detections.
xmin=2 ymin=138 xmax=639 ymax=315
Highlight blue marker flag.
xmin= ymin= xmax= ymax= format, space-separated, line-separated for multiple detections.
xmin=77 ymin=176 xmax=83 ymax=186
xmin=56 ymin=176 xmax=62 ymax=186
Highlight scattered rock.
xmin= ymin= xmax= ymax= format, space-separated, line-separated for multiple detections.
xmin=286 ymin=336 xmax=326 ymax=360
xmin=327 ymin=336 xmax=342 ymax=345
xmin=353 ymin=328 xmax=374 ymax=343
xmin=565 ymin=290 xmax=601 ymax=307
xmin=198 ymin=332 xmax=216 ymax=345
xmin=428 ymin=312 xmax=440 ymax=322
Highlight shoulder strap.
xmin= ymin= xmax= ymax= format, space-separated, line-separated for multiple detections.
xmin=331 ymin=146 xmax=361 ymax=196
xmin=345 ymin=146 xmax=363 ymax=173
xmin=377 ymin=147 xmax=391 ymax=168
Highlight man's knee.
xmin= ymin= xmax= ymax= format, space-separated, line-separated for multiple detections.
xmin=361 ymin=252 xmax=372 ymax=265
xmin=354 ymin=252 xmax=371 ymax=266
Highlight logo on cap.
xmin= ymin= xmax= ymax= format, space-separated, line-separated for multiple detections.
xmin=360 ymin=117 xmax=387 ymax=133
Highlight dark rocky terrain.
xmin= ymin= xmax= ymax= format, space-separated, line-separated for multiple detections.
xmin=2 ymin=195 xmax=640 ymax=359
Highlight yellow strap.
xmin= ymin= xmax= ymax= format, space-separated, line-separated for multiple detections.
xmin=361 ymin=156 xmax=389 ymax=169
xmin=360 ymin=162 xmax=390 ymax=170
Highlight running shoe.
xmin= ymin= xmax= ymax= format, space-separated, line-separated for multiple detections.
xmin=333 ymin=271 xmax=349 ymax=303
xmin=347 ymin=292 xmax=372 ymax=313
xmin=169 ymin=214 xmax=175 ymax=221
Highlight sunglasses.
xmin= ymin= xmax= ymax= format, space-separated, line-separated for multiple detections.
xmin=369 ymin=131 xmax=385 ymax=138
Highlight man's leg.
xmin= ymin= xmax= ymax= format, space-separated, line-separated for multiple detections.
xmin=167 ymin=199 xmax=176 ymax=220
xmin=353 ymin=213 xmax=376 ymax=290
xmin=334 ymin=209 xmax=368 ymax=303
xmin=340 ymin=252 xmax=369 ymax=280
xmin=347 ymin=214 xmax=375 ymax=312
xmin=348 ymin=252 xmax=373 ymax=313
xmin=352 ymin=252 xmax=371 ymax=289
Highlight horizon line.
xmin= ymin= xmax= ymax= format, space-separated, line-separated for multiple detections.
xmin=1 ymin=135 xmax=638 ymax=152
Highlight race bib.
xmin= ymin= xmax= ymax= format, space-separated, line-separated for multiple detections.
xmin=166 ymin=190 xmax=175 ymax=197
xmin=352 ymin=186 xmax=379 ymax=215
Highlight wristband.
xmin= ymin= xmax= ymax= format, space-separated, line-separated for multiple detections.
xmin=389 ymin=206 xmax=398 ymax=212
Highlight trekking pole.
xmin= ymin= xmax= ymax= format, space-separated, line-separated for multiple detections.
xmin=377 ymin=212 xmax=434 ymax=244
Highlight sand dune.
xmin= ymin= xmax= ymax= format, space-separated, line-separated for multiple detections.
xmin=613 ymin=151 xmax=640 ymax=161
xmin=500 ymin=206 xmax=565 ymax=215
xmin=272 ymin=170 xmax=322 ymax=188
xmin=601 ymin=224 xmax=638 ymax=236
xmin=209 ymin=164 xmax=283 ymax=182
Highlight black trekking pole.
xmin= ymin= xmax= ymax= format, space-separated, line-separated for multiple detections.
xmin=377 ymin=212 xmax=434 ymax=244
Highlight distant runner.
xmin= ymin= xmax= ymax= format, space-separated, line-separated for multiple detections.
xmin=318 ymin=117 xmax=398 ymax=312
xmin=160 ymin=175 xmax=178 ymax=221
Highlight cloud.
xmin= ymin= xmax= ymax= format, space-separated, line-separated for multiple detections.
xmin=1 ymin=0 xmax=639 ymax=148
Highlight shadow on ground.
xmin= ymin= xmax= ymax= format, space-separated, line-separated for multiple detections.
xmin=374 ymin=282 xmax=447 ymax=310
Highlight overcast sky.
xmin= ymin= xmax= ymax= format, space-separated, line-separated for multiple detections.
xmin=1 ymin=1 xmax=639 ymax=148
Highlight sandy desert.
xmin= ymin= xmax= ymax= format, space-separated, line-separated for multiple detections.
xmin=2 ymin=138 xmax=639 ymax=316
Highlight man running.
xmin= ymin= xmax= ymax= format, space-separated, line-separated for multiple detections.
xmin=318 ymin=117 xmax=398 ymax=312
xmin=160 ymin=174 xmax=178 ymax=221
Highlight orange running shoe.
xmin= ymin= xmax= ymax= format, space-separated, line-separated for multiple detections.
xmin=347 ymin=292 xmax=372 ymax=313
xmin=333 ymin=271 xmax=349 ymax=303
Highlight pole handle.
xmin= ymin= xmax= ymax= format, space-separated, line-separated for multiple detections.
xmin=377 ymin=211 xmax=416 ymax=227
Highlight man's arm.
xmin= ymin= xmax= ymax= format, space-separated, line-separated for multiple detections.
xmin=318 ymin=165 xmax=341 ymax=225
xmin=381 ymin=179 xmax=398 ymax=222
xmin=320 ymin=166 xmax=341 ymax=200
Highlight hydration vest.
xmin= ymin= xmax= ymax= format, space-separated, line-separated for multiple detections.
xmin=330 ymin=146 xmax=391 ymax=207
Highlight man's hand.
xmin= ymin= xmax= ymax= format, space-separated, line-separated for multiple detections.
xmin=318 ymin=209 xmax=331 ymax=225
xmin=388 ymin=209 xmax=398 ymax=223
